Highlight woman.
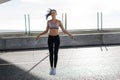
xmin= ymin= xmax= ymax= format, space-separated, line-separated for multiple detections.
xmin=36 ymin=9 xmax=73 ymax=75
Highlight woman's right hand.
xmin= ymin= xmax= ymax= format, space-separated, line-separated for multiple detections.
xmin=69 ymin=34 xmax=74 ymax=39
xmin=36 ymin=35 xmax=40 ymax=40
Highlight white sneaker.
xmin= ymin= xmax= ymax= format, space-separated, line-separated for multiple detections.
xmin=49 ymin=68 xmax=54 ymax=75
xmin=52 ymin=68 xmax=56 ymax=75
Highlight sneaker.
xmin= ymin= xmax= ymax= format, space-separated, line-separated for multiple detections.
xmin=49 ymin=68 xmax=54 ymax=75
xmin=52 ymin=68 xmax=56 ymax=75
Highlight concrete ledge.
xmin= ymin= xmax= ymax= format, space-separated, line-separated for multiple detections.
xmin=0 ymin=33 xmax=120 ymax=51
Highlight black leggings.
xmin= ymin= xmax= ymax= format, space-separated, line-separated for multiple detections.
xmin=48 ymin=35 xmax=60 ymax=68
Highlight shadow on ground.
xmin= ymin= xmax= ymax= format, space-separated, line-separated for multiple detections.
xmin=0 ymin=58 xmax=45 ymax=80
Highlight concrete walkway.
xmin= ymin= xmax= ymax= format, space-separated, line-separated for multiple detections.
xmin=0 ymin=46 xmax=120 ymax=80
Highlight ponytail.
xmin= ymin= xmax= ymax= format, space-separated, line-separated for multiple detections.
xmin=46 ymin=8 xmax=51 ymax=20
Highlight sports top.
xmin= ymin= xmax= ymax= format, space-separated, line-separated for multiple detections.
xmin=48 ymin=20 xmax=59 ymax=29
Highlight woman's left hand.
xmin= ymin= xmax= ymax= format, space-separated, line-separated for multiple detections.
xmin=70 ymin=34 xmax=74 ymax=39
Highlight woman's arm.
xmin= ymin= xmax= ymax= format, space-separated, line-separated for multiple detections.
xmin=36 ymin=22 xmax=49 ymax=40
xmin=59 ymin=20 xmax=74 ymax=39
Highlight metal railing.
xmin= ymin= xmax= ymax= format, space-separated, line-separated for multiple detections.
xmin=1 ymin=12 xmax=120 ymax=34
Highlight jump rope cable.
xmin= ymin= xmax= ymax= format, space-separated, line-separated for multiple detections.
xmin=17 ymin=35 xmax=108 ymax=79
xmin=99 ymin=31 xmax=108 ymax=51
xmin=16 ymin=50 xmax=49 ymax=80
xmin=71 ymin=36 xmax=108 ymax=51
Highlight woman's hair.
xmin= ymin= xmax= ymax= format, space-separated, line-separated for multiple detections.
xmin=46 ymin=8 xmax=57 ymax=20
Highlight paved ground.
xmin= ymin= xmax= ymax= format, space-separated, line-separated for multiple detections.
xmin=0 ymin=46 xmax=120 ymax=80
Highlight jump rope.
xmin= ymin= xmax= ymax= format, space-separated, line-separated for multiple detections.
xmin=15 ymin=34 xmax=108 ymax=79
xmin=72 ymin=34 xmax=108 ymax=51
xmin=28 ymin=35 xmax=108 ymax=71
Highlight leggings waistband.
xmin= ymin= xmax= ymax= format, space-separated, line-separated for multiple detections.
xmin=48 ymin=35 xmax=59 ymax=37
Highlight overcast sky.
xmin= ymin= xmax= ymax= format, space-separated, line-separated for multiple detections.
xmin=0 ymin=0 xmax=120 ymax=32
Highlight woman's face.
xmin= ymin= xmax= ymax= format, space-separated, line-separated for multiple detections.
xmin=51 ymin=10 xmax=57 ymax=17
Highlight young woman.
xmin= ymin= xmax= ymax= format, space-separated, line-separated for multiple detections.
xmin=36 ymin=9 xmax=73 ymax=75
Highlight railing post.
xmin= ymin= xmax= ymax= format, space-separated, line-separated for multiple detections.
xmin=101 ymin=12 xmax=103 ymax=31
xmin=62 ymin=13 xmax=64 ymax=25
xmin=28 ymin=14 xmax=31 ymax=34
xmin=24 ymin=14 xmax=27 ymax=34
xmin=97 ymin=12 xmax=99 ymax=31
xmin=65 ymin=13 xmax=67 ymax=30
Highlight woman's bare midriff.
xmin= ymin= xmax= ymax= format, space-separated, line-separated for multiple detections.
xmin=49 ymin=29 xmax=59 ymax=36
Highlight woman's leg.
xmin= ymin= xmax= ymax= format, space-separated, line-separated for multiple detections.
xmin=48 ymin=36 xmax=54 ymax=68
xmin=54 ymin=35 xmax=60 ymax=68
